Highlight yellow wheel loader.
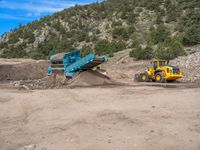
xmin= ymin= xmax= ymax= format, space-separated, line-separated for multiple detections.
xmin=135 ymin=60 xmax=183 ymax=83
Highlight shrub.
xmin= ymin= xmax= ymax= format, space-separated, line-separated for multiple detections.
xmin=127 ymin=12 xmax=138 ymax=24
xmin=58 ymin=39 xmax=74 ymax=50
xmin=182 ymin=25 xmax=200 ymax=46
xmin=135 ymin=7 xmax=143 ymax=13
xmin=156 ymin=15 xmax=163 ymax=24
xmin=155 ymin=38 xmax=186 ymax=60
xmin=76 ymin=32 xmax=88 ymax=42
xmin=0 ymin=42 xmax=8 ymax=49
xmin=81 ymin=45 xmax=93 ymax=56
xmin=8 ymin=33 xmax=19 ymax=44
xmin=111 ymin=20 xmax=122 ymax=27
xmin=129 ymin=45 xmax=153 ymax=60
xmin=150 ymin=25 xmax=170 ymax=44
xmin=95 ymin=40 xmax=114 ymax=57
xmin=28 ymin=49 xmax=45 ymax=60
xmin=177 ymin=12 xmax=200 ymax=32
xmin=128 ymin=26 xmax=136 ymax=35
xmin=131 ymin=41 xmax=140 ymax=48
xmin=112 ymin=27 xmax=129 ymax=40
xmin=111 ymin=40 xmax=126 ymax=52
xmin=1 ymin=45 xmax=27 ymax=58
xmin=95 ymin=29 xmax=101 ymax=35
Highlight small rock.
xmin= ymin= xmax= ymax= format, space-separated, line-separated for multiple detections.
xmin=150 ymin=130 xmax=154 ymax=133
xmin=24 ymin=144 xmax=36 ymax=150
xmin=108 ymin=139 xmax=111 ymax=144
xmin=14 ymin=83 xmax=20 ymax=87
xmin=22 ymin=85 xmax=30 ymax=90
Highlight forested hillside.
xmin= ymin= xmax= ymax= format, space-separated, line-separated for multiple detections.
xmin=0 ymin=0 xmax=199 ymax=60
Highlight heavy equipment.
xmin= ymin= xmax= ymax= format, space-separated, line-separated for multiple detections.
xmin=47 ymin=50 xmax=108 ymax=77
xmin=135 ymin=59 xmax=183 ymax=83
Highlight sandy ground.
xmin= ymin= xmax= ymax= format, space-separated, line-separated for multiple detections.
xmin=0 ymin=85 xmax=200 ymax=150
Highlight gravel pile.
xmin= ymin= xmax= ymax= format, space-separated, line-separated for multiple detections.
xmin=11 ymin=75 xmax=68 ymax=90
xmin=171 ymin=52 xmax=200 ymax=82
xmin=68 ymin=70 xmax=114 ymax=87
xmin=11 ymin=71 xmax=116 ymax=90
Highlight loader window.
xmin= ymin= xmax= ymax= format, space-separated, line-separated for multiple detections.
xmin=153 ymin=62 xmax=157 ymax=70
xmin=160 ymin=61 xmax=166 ymax=66
xmin=167 ymin=68 xmax=169 ymax=73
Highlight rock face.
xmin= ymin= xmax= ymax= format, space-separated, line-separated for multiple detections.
xmin=171 ymin=52 xmax=200 ymax=82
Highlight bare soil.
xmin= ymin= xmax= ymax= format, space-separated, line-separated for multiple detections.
xmin=0 ymin=85 xmax=199 ymax=150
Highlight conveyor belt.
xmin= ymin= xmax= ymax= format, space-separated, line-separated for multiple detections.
xmin=81 ymin=58 xmax=105 ymax=70
xmin=48 ymin=51 xmax=107 ymax=77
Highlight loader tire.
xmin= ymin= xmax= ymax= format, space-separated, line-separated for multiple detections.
xmin=134 ymin=73 xmax=141 ymax=82
xmin=155 ymin=72 xmax=166 ymax=83
xmin=140 ymin=73 xmax=149 ymax=82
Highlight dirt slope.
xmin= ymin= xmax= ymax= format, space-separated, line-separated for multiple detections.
xmin=0 ymin=59 xmax=48 ymax=81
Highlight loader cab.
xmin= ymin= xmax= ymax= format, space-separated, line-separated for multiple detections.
xmin=151 ymin=60 xmax=169 ymax=69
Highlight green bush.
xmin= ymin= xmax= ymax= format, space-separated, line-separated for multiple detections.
xmin=58 ymin=39 xmax=74 ymax=50
xmin=166 ymin=12 xmax=178 ymax=23
xmin=165 ymin=0 xmax=180 ymax=23
xmin=131 ymin=41 xmax=140 ymax=48
xmin=111 ymin=40 xmax=126 ymax=52
xmin=177 ymin=12 xmax=200 ymax=32
xmin=95 ymin=40 xmax=114 ymax=57
xmin=127 ymin=12 xmax=138 ymax=24
xmin=145 ymin=0 xmax=161 ymax=11
xmin=150 ymin=24 xmax=170 ymax=44
xmin=95 ymin=29 xmax=101 ymax=34
xmin=1 ymin=45 xmax=27 ymax=58
xmin=81 ymin=45 xmax=93 ymax=56
xmin=0 ymin=42 xmax=8 ymax=49
xmin=8 ymin=33 xmax=19 ymax=44
xmin=76 ymin=32 xmax=88 ymax=42
xmin=129 ymin=45 xmax=153 ymax=60
xmin=155 ymin=38 xmax=186 ymax=60
xmin=52 ymin=20 xmax=66 ymax=33
xmin=128 ymin=26 xmax=136 ymax=35
xmin=156 ymin=15 xmax=163 ymax=24
xmin=28 ymin=49 xmax=45 ymax=60
xmin=112 ymin=27 xmax=129 ymax=40
xmin=182 ymin=25 xmax=200 ymax=46
xmin=111 ymin=20 xmax=122 ymax=27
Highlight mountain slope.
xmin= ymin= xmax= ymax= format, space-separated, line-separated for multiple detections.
xmin=0 ymin=0 xmax=199 ymax=59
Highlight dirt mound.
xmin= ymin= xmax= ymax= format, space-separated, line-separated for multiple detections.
xmin=11 ymin=71 xmax=116 ymax=90
xmin=0 ymin=60 xmax=49 ymax=81
xmin=68 ymin=71 xmax=115 ymax=87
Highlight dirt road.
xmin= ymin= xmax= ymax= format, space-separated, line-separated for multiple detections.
xmin=0 ymin=85 xmax=200 ymax=150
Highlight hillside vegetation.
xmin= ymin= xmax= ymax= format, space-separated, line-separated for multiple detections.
xmin=0 ymin=0 xmax=199 ymax=60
